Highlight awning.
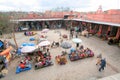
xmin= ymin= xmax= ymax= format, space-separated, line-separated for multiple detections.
xmin=73 ymin=19 xmax=120 ymax=27
xmin=11 ymin=18 xmax=120 ymax=27
xmin=11 ymin=18 xmax=63 ymax=22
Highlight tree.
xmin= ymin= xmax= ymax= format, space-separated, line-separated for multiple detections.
xmin=0 ymin=13 xmax=12 ymax=34
xmin=0 ymin=12 xmax=18 ymax=49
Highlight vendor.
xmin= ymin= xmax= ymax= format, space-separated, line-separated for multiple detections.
xmin=76 ymin=43 xmax=79 ymax=48
xmin=24 ymin=31 xmax=27 ymax=36
xmin=79 ymin=45 xmax=84 ymax=50
xmin=19 ymin=61 xmax=25 ymax=69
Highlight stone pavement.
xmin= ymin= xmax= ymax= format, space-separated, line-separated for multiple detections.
xmin=0 ymin=29 xmax=120 ymax=80
xmin=98 ymin=73 xmax=120 ymax=80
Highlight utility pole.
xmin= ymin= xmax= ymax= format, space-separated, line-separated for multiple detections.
xmin=12 ymin=22 xmax=18 ymax=49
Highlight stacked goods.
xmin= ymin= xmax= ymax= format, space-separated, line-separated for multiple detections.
xmin=16 ymin=56 xmax=32 ymax=74
xmin=55 ymin=55 xmax=67 ymax=65
xmin=62 ymin=34 xmax=68 ymax=38
xmin=69 ymin=46 xmax=94 ymax=61
xmin=34 ymin=51 xmax=53 ymax=70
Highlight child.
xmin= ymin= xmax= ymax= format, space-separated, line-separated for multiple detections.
xmin=96 ymin=53 xmax=102 ymax=65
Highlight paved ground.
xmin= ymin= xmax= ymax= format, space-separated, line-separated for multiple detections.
xmin=0 ymin=29 xmax=120 ymax=80
xmin=98 ymin=73 xmax=120 ymax=80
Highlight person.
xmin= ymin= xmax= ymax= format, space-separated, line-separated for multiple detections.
xmin=46 ymin=48 xmax=49 ymax=53
xmin=43 ymin=52 xmax=47 ymax=58
xmin=55 ymin=42 xmax=59 ymax=47
xmin=45 ymin=58 xmax=51 ymax=66
xmin=4 ymin=40 xmax=9 ymax=49
xmin=51 ymin=41 xmax=55 ymax=47
xmin=107 ymin=31 xmax=111 ymax=36
xmin=97 ymin=53 xmax=102 ymax=59
xmin=71 ymin=31 xmax=74 ymax=38
xmin=19 ymin=61 xmax=25 ymax=69
xmin=85 ymin=48 xmax=91 ymax=56
xmin=85 ymin=29 xmax=89 ymax=38
xmin=70 ymin=28 xmax=74 ymax=38
xmin=47 ymin=49 xmax=50 ymax=57
xmin=96 ymin=53 xmax=102 ymax=65
xmin=76 ymin=33 xmax=78 ymax=38
xmin=79 ymin=45 xmax=84 ymax=50
xmin=0 ymin=31 xmax=2 ymax=35
xmin=99 ymin=58 xmax=106 ymax=72
xmin=108 ymin=38 xmax=114 ymax=45
xmin=59 ymin=55 xmax=66 ymax=65
xmin=24 ymin=31 xmax=27 ymax=36
xmin=0 ymin=72 xmax=4 ymax=78
xmin=59 ymin=32 xmax=62 ymax=38
xmin=70 ymin=28 xmax=72 ymax=35
xmin=76 ymin=43 xmax=79 ymax=48
xmin=60 ymin=38 xmax=63 ymax=44
xmin=79 ymin=27 xmax=82 ymax=34
xmin=35 ymin=56 xmax=38 ymax=62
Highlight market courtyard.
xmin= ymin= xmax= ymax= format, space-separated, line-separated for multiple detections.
xmin=0 ymin=29 xmax=120 ymax=80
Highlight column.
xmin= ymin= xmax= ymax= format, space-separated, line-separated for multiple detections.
xmin=97 ymin=25 xmax=102 ymax=36
xmin=116 ymin=27 xmax=120 ymax=39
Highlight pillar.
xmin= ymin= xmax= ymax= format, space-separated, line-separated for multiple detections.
xmin=97 ymin=25 xmax=102 ymax=36
xmin=116 ymin=27 xmax=120 ymax=39
xmin=106 ymin=26 xmax=111 ymax=35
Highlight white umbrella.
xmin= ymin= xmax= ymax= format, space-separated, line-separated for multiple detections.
xmin=72 ymin=38 xmax=82 ymax=48
xmin=21 ymin=46 xmax=36 ymax=53
xmin=41 ymin=28 xmax=49 ymax=33
xmin=61 ymin=41 xmax=72 ymax=52
xmin=38 ymin=40 xmax=50 ymax=47
xmin=39 ymin=38 xmax=47 ymax=43
xmin=72 ymin=38 xmax=82 ymax=43
xmin=61 ymin=42 xmax=72 ymax=49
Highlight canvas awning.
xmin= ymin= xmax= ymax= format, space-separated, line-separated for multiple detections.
xmin=73 ymin=19 xmax=120 ymax=27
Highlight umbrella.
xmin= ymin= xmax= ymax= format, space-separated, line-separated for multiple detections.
xmin=30 ymin=37 xmax=35 ymax=41
xmin=27 ymin=43 xmax=35 ymax=46
xmin=61 ymin=42 xmax=72 ymax=49
xmin=70 ymin=48 xmax=76 ymax=53
xmin=38 ymin=40 xmax=50 ymax=47
xmin=21 ymin=43 xmax=35 ymax=48
xmin=0 ymin=40 xmax=3 ymax=47
xmin=21 ymin=46 xmax=36 ymax=53
xmin=39 ymin=38 xmax=47 ymax=43
xmin=72 ymin=38 xmax=82 ymax=43
xmin=41 ymin=28 xmax=49 ymax=33
xmin=61 ymin=42 xmax=72 ymax=54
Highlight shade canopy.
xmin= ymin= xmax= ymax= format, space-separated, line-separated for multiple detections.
xmin=70 ymin=48 xmax=76 ymax=52
xmin=39 ymin=38 xmax=47 ymax=43
xmin=41 ymin=28 xmax=49 ymax=33
xmin=72 ymin=38 xmax=82 ymax=43
xmin=38 ymin=40 xmax=50 ymax=47
xmin=21 ymin=43 xmax=35 ymax=48
xmin=21 ymin=46 xmax=36 ymax=53
xmin=61 ymin=42 xmax=72 ymax=49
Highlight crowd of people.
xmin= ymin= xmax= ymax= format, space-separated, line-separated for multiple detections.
xmin=69 ymin=45 xmax=94 ymax=61
xmin=18 ymin=56 xmax=31 ymax=69
xmin=24 ymin=31 xmax=36 ymax=36
xmin=34 ymin=47 xmax=52 ymax=69
xmin=0 ymin=25 xmax=108 ymax=78
xmin=55 ymin=54 xmax=67 ymax=65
